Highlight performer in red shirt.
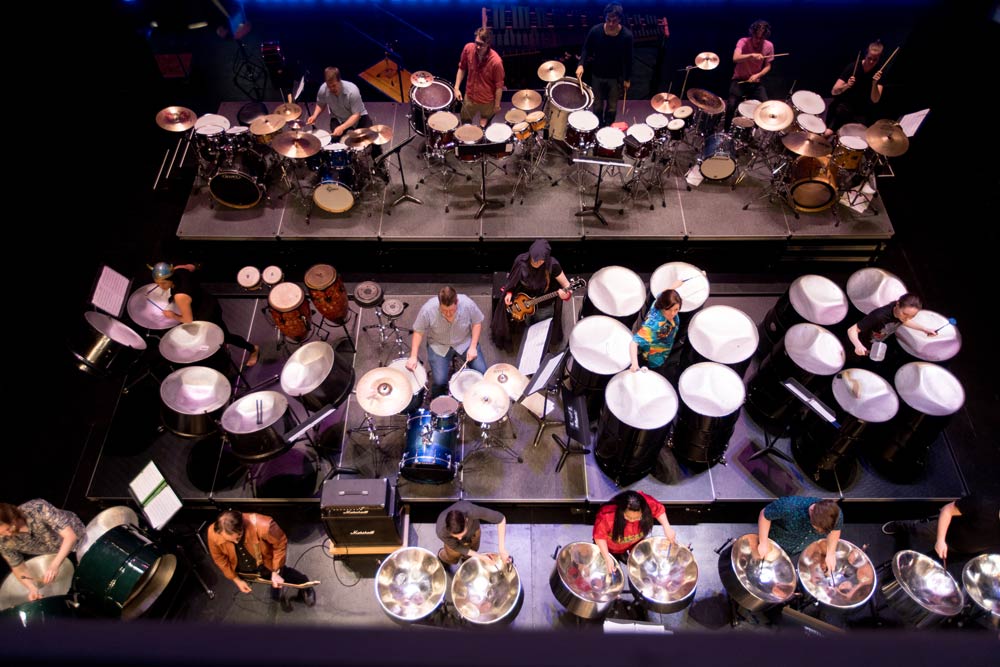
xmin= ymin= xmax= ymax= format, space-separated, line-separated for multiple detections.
xmin=593 ymin=490 xmax=677 ymax=572
xmin=454 ymin=27 xmax=505 ymax=128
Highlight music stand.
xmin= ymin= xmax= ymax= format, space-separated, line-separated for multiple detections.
xmin=380 ymin=135 xmax=422 ymax=212
xmin=747 ymin=377 xmax=838 ymax=464
xmin=518 ymin=345 xmax=565 ymax=448
xmin=89 ymin=264 xmax=131 ymax=319
xmin=555 ymin=383 xmax=593 ymax=473
xmin=573 ymin=156 xmax=633 ymax=225
xmin=456 ymin=141 xmax=508 ymax=219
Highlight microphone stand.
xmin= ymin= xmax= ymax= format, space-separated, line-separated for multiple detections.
xmin=383 ymin=135 xmax=421 ymax=212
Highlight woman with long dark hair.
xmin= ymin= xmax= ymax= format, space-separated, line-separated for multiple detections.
xmin=593 ymin=490 xmax=676 ymax=571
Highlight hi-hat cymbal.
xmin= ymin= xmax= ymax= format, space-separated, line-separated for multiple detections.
xmin=650 ymin=92 xmax=681 ymax=114
xmin=410 ymin=71 xmax=434 ymax=88
xmin=249 ymin=114 xmax=286 ymax=136
xmin=274 ymin=102 xmax=303 ymax=121
xmin=344 ymin=127 xmax=378 ymax=150
xmin=356 ymin=366 xmax=412 ymax=416
xmin=686 ymin=88 xmax=725 ymax=115
xmin=156 ymin=106 xmax=198 ymax=132
xmin=781 ymin=131 xmax=833 ymax=157
xmin=271 ymin=131 xmax=322 ymax=158
xmin=463 ymin=380 xmax=511 ymax=424
xmin=483 ymin=363 xmax=529 ymax=400
xmin=512 ymin=89 xmax=542 ymax=111
xmin=753 ymin=100 xmax=795 ymax=131
xmin=694 ymin=52 xmax=720 ymax=70
xmin=865 ymin=120 xmax=909 ymax=157
xmin=537 ymin=60 xmax=566 ymax=82
xmin=368 ymin=124 xmax=393 ymax=145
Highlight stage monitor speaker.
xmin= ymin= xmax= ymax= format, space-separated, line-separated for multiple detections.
xmin=321 ymin=478 xmax=402 ymax=547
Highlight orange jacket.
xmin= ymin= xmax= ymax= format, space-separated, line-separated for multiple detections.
xmin=207 ymin=513 xmax=287 ymax=581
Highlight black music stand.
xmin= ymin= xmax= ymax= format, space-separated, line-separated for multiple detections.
xmin=456 ymin=141 xmax=508 ymax=219
xmin=380 ymin=135 xmax=421 ymax=212
xmin=573 ymin=156 xmax=632 ymax=225
xmin=518 ymin=345 xmax=565 ymax=448
xmin=554 ymin=384 xmax=593 ymax=473
xmin=747 ymin=377 xmax=838 ymax=465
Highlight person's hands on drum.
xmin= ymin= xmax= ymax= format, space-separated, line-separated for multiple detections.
xmin=499 ymin=548 xmax=511 ymax=566
xmin=26 ymin=584 xmax=42 ymax=602
xmin=162 ymin=309 xmax=182 ymax=321
xmin=603 ymin=552 xmax=617 ymax=574
xmin=332 ymin=126 xmax=345 ymax=138
xmin=824 ymin=549 xmax=838 ymax=576
xmin=935 ymin=539 xmax=948 ymax=561
xmin=236 ymin=579 xmax=252 ymax=594
xmin=466 ymin=347 xmax=478 ymax=363
xmin=575 ymin=66 xmax=584 ymax=79
xmin=757 ymin=540 xmax=773 ymax=560
xmin=629 ymin=361 xmax=640 ymax=373
xmin=271 ymin=570 xmax=285 ymax=589
xmin=405 ymin=356 xmax=418 ymax=372
xmin=662 ymin=525 xmax=677 ymax=544
xmin=42 ymin=562 xmax=61 ymax=585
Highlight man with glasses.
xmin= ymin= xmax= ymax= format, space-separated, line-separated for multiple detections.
xmin=576 ymin=4 xmax=633 ymax=127
xmin=454 ymin=27 xmax=505 ymax=128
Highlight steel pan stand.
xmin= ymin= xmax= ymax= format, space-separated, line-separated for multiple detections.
xmin=474 ymin=151 xmax=505 ymax=220
xmin=463 ymin=415 xmax=522 ymax=465
xmin=383 ymin=136 xmax=422 ymax=212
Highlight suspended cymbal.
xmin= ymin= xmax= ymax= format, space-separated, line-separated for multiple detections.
xmin=249 ymin=113 xmax=286 ymax=136
xmin=274 ymin=102 xmax=303 ymax=121
xmin=512 ymin=89 xmax=542 ymax=111
xmin=410 ymin=71 xmax=435 ymax=88
xmin=686 ymin=88 xmax=725 ymax=115
xmin=463 ymin=380 xmax=511 ymax=424
xmin=781 ymin=131 xmax=833 ymax=157
xmin=483 ymin=363 xmax=529 ymax=400
xmin=356 ymin=367 xmax=412 ymax=416
xmin=271 ymin=131 xmax=322 ymax=158
xmin=156 ymin=106 xmax=197 ymax=132
xmin=368 ymin=124 xmax=393 ymax=145
xmin=537 ymin=60 xmax=566 ymax=82
xmin=344 ymin=127 xmax=378 ymax=150
xmin=865 ymin=120 xmax=909 ymax=157
xmin=694 ymin=52 xmax=720 ymax=71
xmin=753 ymin=100 xmax=795 ymax=131
xmin=650 ymin=92 xmax=681 ymax=114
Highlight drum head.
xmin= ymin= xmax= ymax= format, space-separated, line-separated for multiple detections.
xmin=678 ymin=362 xmax=744 ymax=417
xmin=893 ymin=362 xmax=964 ymax=416
xmin=388 ymin=357 xmax=428 ymax=394
xmin=895 ymin=310 xmax=962 ymax=362
xmin=382 ymin=298 xmax=405 ymax=318
xmin=796 ymin=114 xmax=826 ymax=134
xmin=485 ymin=123 xmax=513 ymax=143
xmin=222 ymin=390 xmax=288 ymax=433
xmin=127 ymin=284 xmax=179 ymax=330
xmin=784 ymin=323 xmax=845 ymax=376
xmin=449 ymin=369 xmax=484 ymax=403
xmin=430 ymin=395 xmax=460 ymax=417
xmin=548 ymin=78 xmax=592 ymax=112
xmin=428 ymin=111 xmax=459 ymax=132
xmin=195 ymin=124 xmax=224 ymax=137
xmin=831 ymin=368 xmax=898 ymax=422
xmin=505 ymin=108 xmax=526 ymax=124
xmin=158 ymin=321 xmax=224 ymax=364
xmin=268 ymin=282 xmax=305 ymax=312
xmin=667 ymin=118 xmax=686 ymax=130
xmin=195 ymin=113 xmax=231 ymax=131
xmin=568 ymin=110 xmax=599 ymax=132
xmin=237 ymin=266 xmax=261 ymax=289
xmin=650 ymin=261 xmax=709 ymax=312
xmin=672 ymin=105 xmax=693 ymax=119
xmin=310 ymin=128 xmax=332 ymax=146
xmin=304 ymin=264 xmax=336 ymax=291
xmin=375 ymin=547 xmax=448 ymax=622
xmin=788 ymin=275 xmax=848 ymax=326
xmin=455 ymin=124 xmax=483 ymax=143
xmin=262 ymin=265 xmax=283 ymax=285
xmin=525 ymin=111 xmax=545 ymax=124
xmin=646 ymin=113 xmax=669 ymax=129
xmin=605 ymin=368 xmax=678 ymax=429
xmin=587 ymin=266 xmax=646 ymax=318
xmin=569 ymin=316 xmax=632 ymax=374
xmin=738 ymin=100 xmax=761 ymax=118
xmin=596 ymin=126 xmax=625 ymax=148
xmin=687 ymin=305 xmax=758 ymax=365
xmin=313 ymin=181 xmax=355 ymax=213
xmin=412 ymin=80 xmax=454 ymax=110
xmin=85 ymin=311 xmax=147 ymax=349
xmin=354 ymin=281 xmax=383 ymax=306
xmin=281 ymin=341 xmax=336 ymax=396
xmin=846 ymin=268 xmax=907 ymax=315
xmin=840 ymin=135 xmax=868 ymax=150
xmin=627 ymin=123 xmax=654 ymax=143
xmin=160 ymin=366 xmax=232 ymax=414
xmin=791 ymin=90 xmax=825 ymax=115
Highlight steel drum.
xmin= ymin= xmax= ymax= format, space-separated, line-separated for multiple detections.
xmin=71 ymin=311 xmax=148 ymax=376
xmin=745 ymin=323 xmax=845 ymax=435
xmin=78 ymin=506 xmax=140 ymax=561
xmin=794 ymin=367 xmax=898 ymax=489
xmin=550 ymin=542 xmax=626 ymax=619
xmin=127 ymin=283 xmax=180 ymax=330
xmin=881 ymin=550 xmax=964 ymax=627
xmin=595 ymin=368 xmax=678 ymax=486
xmin=682 ymin=305 xmax=758 ymax=377
xmin=158 ymin=321 xmax=225 ymax=365
xmin=962 ymin=554 xmax=1000 ymax=619
xmin=159 ymin=366 xmax=231 ymax=437
xmin=627 ymin=538 xmax=698 ymax=614
xmin=280 ymin=341 xmax=355 ymax=412
xmin=718 ymin=534 xmax=797 ymax=611
xmin=671 ymin=362 xmax=745 ymax=468
xmin=566 ymin=315 xmax=633 ymax=422
xmin=374 ymin=546 xmax=448 ymax=623
xmin=581 ymin=266 xmax=647 ymax=328
xmin=895 ymin=309 xmax=962 ymax=363
xmin=451 ymin=554 xmax=522 ymax=625
xmin=797 ymin=538 xmax=876 ymax=610
xmin=220 ymin=390 xmax=291 ymax=463
xmin=845 ymin=267 xmax=907 ymax=317
xmin=0 ymin=554 xmax=74 ymax=611
xmin=869 ymin=362 xmax=965 ymax=482
xmin=649 ymin=261 xmax=710 ymax=313
xmin=760 ymin=275 xmax=848 ymax=350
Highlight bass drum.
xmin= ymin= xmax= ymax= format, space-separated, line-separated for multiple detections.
xmin=74 ymin=525 xmax=177 ymax=619
xmin=209 ymin=149 xmax=266 ymax=209
xmin=788 ymin=156 xmax=839 ymax=213
xmin=699 ymin=133 xmax=736 ymax=180
xmin=400 ymin=408 xmax=459 ymax=484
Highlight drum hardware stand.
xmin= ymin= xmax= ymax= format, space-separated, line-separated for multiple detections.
xmin=509 ymin=136 xmax=555 ymax=204
xmin=463 ymin=415 xmax=523 ymax=465
xmin=565 ymin=149 xmax=599 ymax=192
xmin=741 ymin=159 xmax=800 ymax=218
xmin=362 ymin=304 xmax=411 ymax=360
xmin=574 ymin=156 xmax=632 ymax=225
xmin=161 ymin=522 xmax=216 ymax=600
xmin=347 ymin=412 xmax=404 ymax=475
xmin=417 ymin=151 xmax=461 ymax=214
xmin=620 ymin=157 xmax=657 ymax=211
xmin=273 ymin=157 xmax=312 ymax=203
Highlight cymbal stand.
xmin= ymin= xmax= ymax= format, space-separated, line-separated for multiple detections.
xmin=462 ymin=415 xmax=523 ymax=466
xmin=621 ymin=153 xmax=657 ymax=211
xmin=352 ymin=148 xmax=385 ymax=218
xmin=741 ymin=156 xmax=799 ymax=218
xmin=565 ymin=146 xmax=598 ymax=191
xmin=735 ymin=130 xmax=783 ymax=185
xmin=839 ymin=153 xmax=883 ymax=215
xmin=347 ymin=411 xmax=404 ymax=475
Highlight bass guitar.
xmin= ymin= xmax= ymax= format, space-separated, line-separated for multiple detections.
xmin=506 ymin=277 xmax=586 ymax=322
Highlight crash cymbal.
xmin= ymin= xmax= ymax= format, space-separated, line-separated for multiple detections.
xmin=249 ymin=114 xmax=286 ymax=136
xmin=781 ymin=131 xmax=833 ymax=157
xmin=271 ymin=131 xmax=322 ymax=158
xmin=483 ymin=363 xmax=529 ymax=400
xmin=650 ymin=92 xmax=681 ymax=114
xmin=686 ymin=88 xmax=725 ymax=115
xmin=512 ymin=89 xmax=542 ymax=111
xmin=694 ymin=52 xmax=720 ymax=71
xmin=156 ymin=106 xmax=197 ymax=132
xmin=344 ymin=127 xmax=378 ymax=150
xmin=537 ymin=60 xmax=566 ymax=82
xmin=753 ymin=100 xmax=795 ymax=131
xmin=274 ymin=102 xmax=303 ymax=121
xmin=865 ymin=120 xmax=909 ymax=157
xmin=410 ymin=71 xmax=435 ymax=88
xmin=356 ymin=366 xmax=412 ymax=416
xmin=463 ymin=379 xmax=511 ymax=424
xmin=368 ymin=124 xmax=393 ymax=145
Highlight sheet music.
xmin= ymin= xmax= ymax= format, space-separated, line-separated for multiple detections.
xmin=897 ymin=109 xmax=929 ymax=137
xmin=129 ymin=461 xmax=182 ymax=530
xmin=92 ymin=265 xmax=130 ymax=317
xmin=517 ymin=319 xmax=551 ymax=376
xmin=782 ymin=380 xmax=837 ymax=424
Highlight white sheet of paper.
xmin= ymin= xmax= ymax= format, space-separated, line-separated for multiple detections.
xmin=129 ymin=462 xmax=182 ymax=530
xmin=897 ymin=108 xmax=929 ymax=137
xmin=92 ymin=265 xmax=130 ymax=317
xmin=517 ymin=318 xmax=551 ymax=376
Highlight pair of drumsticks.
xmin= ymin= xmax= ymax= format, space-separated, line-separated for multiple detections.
xmin=852 ymin=46 xmax=900 ymax=79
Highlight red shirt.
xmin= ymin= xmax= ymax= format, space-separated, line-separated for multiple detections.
xmin=592 ymin=491 xmax=665 ymax=554
xmin=459 ymin=43 xmax=505 ymax=104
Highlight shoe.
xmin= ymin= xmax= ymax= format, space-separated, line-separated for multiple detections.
xmin=279 ymin=595 xmax=294 ymax=613
xmin=246 ymin=345 xmax=260 ymax=368
xmin=881 ymin=521 xmax=899 ymax=535
xmin=300 ymin=588 xmax=316 ymax=607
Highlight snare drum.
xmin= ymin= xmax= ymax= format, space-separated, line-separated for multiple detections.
xmin=595 ymin=126 xmax=625 ymax=158
xmin=388 ymin=357 xmax=429 ymax=414
xmin=512 ymin=121 xmax=532 ymax=141
xmin=699 ymin=133 xmax=736 ymax=180
xmin=484 ymin=122 xmax=514 ymax=158
xmin=267 ymin=282 xmax=312 ymax=342
xmin=730 ymin=116 xmax=756 ymax=145
xmin=320 ymin=143 xmax=351 ymax=168
xmin=666 ymin=118 xmax=686 ymax=141
xmin=304 ymin=263 xmax=348 ymax=323
xmin=672 ymin=105 xmax=694 ymax=121
xmin=795 ymin=113 xmax=827 ymax=135
xmin=788 ymin=155 xmax=839 ymax=213
xmin=791 ymin=90 xmax=826 ymax=116
xmin=738 ymin=99 xmax=761 ymax=119
xmin=832 ymin=134 xmax=868 ymax=171
xmin=409 ymin=78 xmax=456 ymax=136
xmin=426 ymin=111 xmax=459 ymax=150
xmin=310 ymin=128 xmax=332 ymax=147
xmin=646 ymin=113 xmax=669 ymax=142
xmin=454 ymin=124 xmax=484 ymax=162
xmin=262 ymin=265 xmax=283 ymax=286
xmin=526 ymin=110 xmax=547 ymax=132
xmin=566 ymin=110 xmax=599 ymax=150
xmin=237 ymin=266 xmax=261 ymax=291
xmin=449 ymin=368 xmax=484 ymax=403
xmin=625 ymin=124 xmax=654 ymax=159
xmin=504 ymin=108 xmax=527 ymax=126
xmin=224 ymin=125 xmax=252 ymax=152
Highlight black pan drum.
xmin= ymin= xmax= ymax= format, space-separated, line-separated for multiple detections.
xmin=760 ymin=275 xmax=848 ymax=353
xmin=681 ymin=305 xmax=759 ymax=379
xmin=581 ymin=266 xmax=647 ymax=329
xmin=566 ymin=316 xmax=633 ymax=424
xmin=670 ymin=362 xmax=745 ymax=468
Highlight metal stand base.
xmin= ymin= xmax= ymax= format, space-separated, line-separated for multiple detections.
xmin=553 ymin=434 xmax=589 ymax=473
xmin=464 ymin=416 xmax=523 ymax=465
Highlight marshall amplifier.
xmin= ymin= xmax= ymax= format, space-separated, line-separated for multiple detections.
xmin=321 ymin=478 xmax=402 ymax=546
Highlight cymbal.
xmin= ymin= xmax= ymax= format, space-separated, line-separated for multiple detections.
xmin=368 ymin=124 xmax=393 ymax=145
xmin=512 ymin=89 xmax=542 ymax=111
xmin=463 ymin=380 xmax=511 ymax=424
xmin=865 ymin=120 xmax=909 ymax=157
xmin=156 ymin=106 xmax=197 ymax=132
xmin=410 ymin=71 xmax=434 ymax=88
xmin=694 ymin=52 xmax=720 ymax=70
xmin=537 ymin=60 xmax=566 ymax=82
xmin=271 ymin=131 xmax=322 ymax=158
xmin=483 ymin=363 xmax=529 ymax=400
xmin=344 ymin=127 xmax=378 ymax=150
xmin=781 ymin=131 xmax=833 ymax=157
xmin=753 ymin=100 xmax=795 ymax=131
xmin=686 ymin=88 xmax=725 ymax=115
xmin=249 ymin=114 xmax=286 ymax=136
xmin=356 ymin=366 xmax=412 ymax=416
xmin=274 ymin=102 xmax=302 ymax=121
xmin=650 ymin=92 xmax=681 ymax=114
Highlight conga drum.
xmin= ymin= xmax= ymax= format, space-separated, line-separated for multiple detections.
xmin=792 ymin=368 xmax=898 ymax=489
xmin=304 ymin=264 xmax=348 ymax=323
xmin=744 ymin=323 xmax=845 ymax=436
xmin=267 ymin=282 xmax=313 ymax=342
xmin=581 ymin=266 xmax=646 ymax=329
xmin=868 ymin=362 xmax=965 ymax=483
xmin=670 ymin=362 xmax=745 ymax=468
xmin=760 ymin=275 xmax=848 ymax=352
xmin=595 ymin=368 xmax=678 ymax=486
xmin=681 ymin=305 xmax=759 ymax=379
xmin=566 ymin=316 xmax=633 ymax=423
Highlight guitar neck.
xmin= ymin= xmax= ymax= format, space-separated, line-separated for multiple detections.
xmin=528 ymin=291 xmax=561 ymax=308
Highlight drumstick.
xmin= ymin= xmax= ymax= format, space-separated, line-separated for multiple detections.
xmin=934 ymin=317 xmax=957 ymax=333
xmin=769 ymin=52 xmax=790 ymax=58
xmin=577 ymin=76 xmax=584 ymax=94
xmin=621 ymin=85 xmax=627 ymax=116
xmin=875 ymin=46 xmax=900 ymax=76
xmin=146 ymin=298 xmax=166 ymax=312
xmin=851 ymin=51 xmax=861 ymax=79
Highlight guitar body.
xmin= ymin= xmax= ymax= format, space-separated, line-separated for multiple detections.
xmin=508 ymin=294 xmax=536 ymax=322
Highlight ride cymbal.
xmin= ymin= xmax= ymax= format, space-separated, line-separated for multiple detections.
xmin=249 ymin=114 xmax=286 ymax=136
xmin=156 ymin=106 xmax=197 ymax=132
xmin=865 ymin=120 xmax=909 ymax=157
xmin=368 ymin=124 xmax=393 ymax=145
xmin=410 ymin=71 xmax=434 ymax=88
xmin=274 ymin=102 xmax=303 ymax=121
xmin=483 ymin=363 xmax=529 ymax=400
xmin=344 ymin=127 xmax=378 ymax=149
xmin=537 ymin=60 xmax=566 ymax=82
xmin=356 ymin=367 xmax=412 ymax=416
xmin=512 ymin=89 xmax=542 ymax=111
xmin=781 ymin=131 xmax=833 ymax=157
xmin=753 ymin=100 xmax=795 ymax=131
xmin=271 ymin=131 xmax=322 ymax=158
xmin=463 ymin=380 xmax=511 ymax=424
xmin=694 ymin=52 xmax=720 ymax=71
xmin=650 ymin=92 xmax=681 ymax=114
xmin=686 ymin=88 xmax=725 ymax=115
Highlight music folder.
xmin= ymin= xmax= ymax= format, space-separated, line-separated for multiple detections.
xmin=129 ymin=461 xmax=182 ymax=530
